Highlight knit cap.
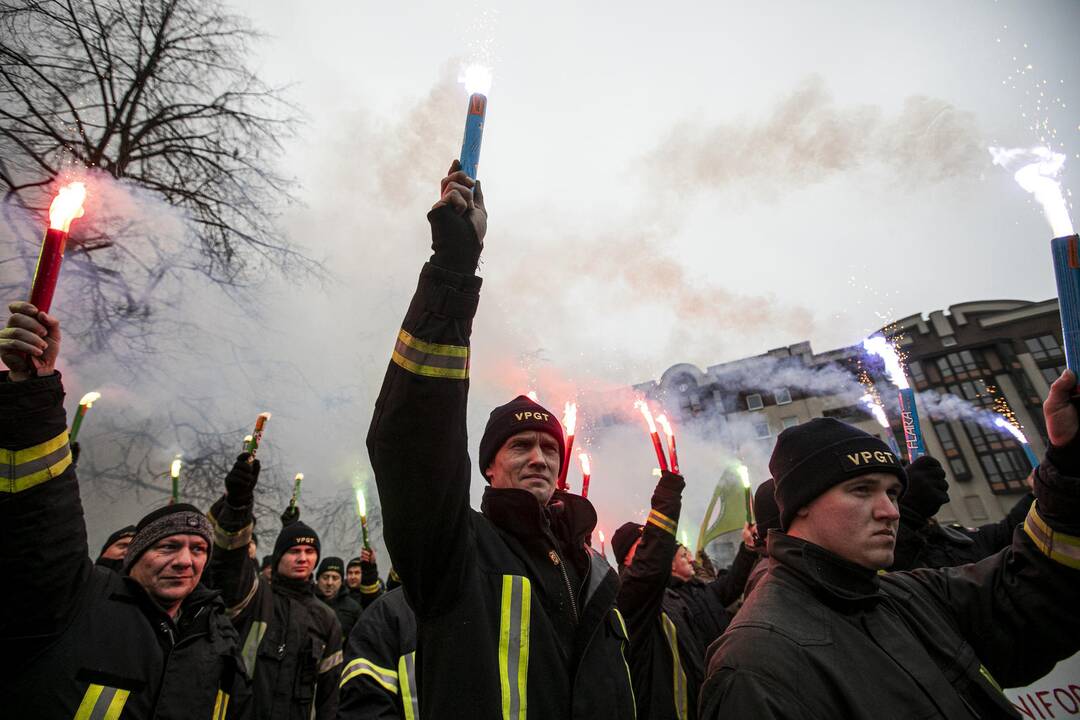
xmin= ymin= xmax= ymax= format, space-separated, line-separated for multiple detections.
xmin=123 ymin=504 xmax=213 ymax=572
xmin=478 ymin=395 xmax=565 ymax=478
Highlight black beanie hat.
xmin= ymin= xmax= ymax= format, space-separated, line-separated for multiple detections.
xmin=317 ymin=556 xmax=345 ymax=578
xmin=272 ymin=521 xmax=320 ymax=566
xmin=260 ymin=554 xmax=273 ymax=570
xmin=99 ymin=524 xmax=137 ymax=558
xmin=477 ymin=395 xmax=565 ymax=479
xmin=612 ymin=521 xmax=644 ymax=568
xmin=123 ymin=504 xmax=213 ymax=572
xmin=770 ymin=418 xmax=907 ymax=530
xmin=346 ymin=557 xmax=363 ymax=570
xmin=753 ymin=479 xmax=781 ymax=535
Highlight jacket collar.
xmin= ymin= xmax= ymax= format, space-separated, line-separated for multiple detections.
xmin=480 ymin=487 xmax=597 ymax=548
xmin=767 ymin=532 xmax=881 ymax=604
xmin=272 ymin=572 xmax=316 ymax=598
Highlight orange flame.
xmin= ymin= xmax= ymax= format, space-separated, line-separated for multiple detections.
xmin=49 ymin=182 xmax=87 ymax=232
xmin=578 ymin=451 xmax=591 ymax=476
xmin=634 ymin=399 xmax=657 ymax=433
xmin=563 ymin=402 xmax=578 ymax=436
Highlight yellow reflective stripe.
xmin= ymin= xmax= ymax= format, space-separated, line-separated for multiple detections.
xmin=360 ymin=580 xmax=382 ymax=594
xmin=613 ymin=609 xmax=637 ymax=717
xmin=399 ymin=652 xmax=419 ymax=720
xmin=241 ymin=620 xmax=268 ymax=674
xmin=73 ymin=684 xmax=129 ymax=720
xmin=647 ymin=509 xmax=677 ymax=536
xmin=1 ymin=430 xmax=72 ymax=493
xmin=74 ymin=684 xmax=104 ymax=720
xmin=207 ymin=512 xmax=253 ymax=550
xmin=211 ymin=690 xmax=229 ymax=720
xmin=979 ymin=665 xmax=1005 ymax=696
xmin=340 ymin=657 xmax=399 ymax=693
xmin=391 ymin=329 xmax=470 ymax=380
xmin=498 ymin=574 xmax=530 ymax=720
xmin=1024 ymin=504 xmax=1080 ymax=569
xmin=661 ymin=613 xmax=689 ymax=720
xmin=319 ymin=649 xmax=344 ymax=674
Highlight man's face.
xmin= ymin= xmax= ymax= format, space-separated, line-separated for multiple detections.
xmin=486 ymin=430 xmax=561 ymax=505
xmin=247 ymin=540 xmax=258 ymax=560
xmin=128 ymin=534 xmax=208 ymax=610
xmin=788 ymin=472 xmax=902 ymax=570
xmin=346 ymin=566 xmax=362 ymax=589
xmin=671 ymin=545 xmax=695 ymax=581
xmin=317 ymin=570 xmax=342 ymax=598
xmin=260 ymin=565 xmax=273 ymax=581
xmin=277 ymin=545 xmax=317 ymax=581
xmin=101 ymin=535 xmax=133 ymax=561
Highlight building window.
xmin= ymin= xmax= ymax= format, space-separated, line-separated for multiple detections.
xmin=1041 ymin=365 xmax=1067 ymax=386
xmin=934 ymin=350 xmax=982 ymax=381
xmin=774 ymin=388 xmax=792 ymax=405
xmin=978 ymin=450 xmax=1029 ymax=493
xmin=746 ymin=393 xmax=764 ymax=411
xmin=964 ymin=495 xmax=989 ymax=521
xmin=1025 ymin=335 xmax=1063 ymax=361
xmin=908 ymin=360 xmax=927 ymax=386
xmin=945 ymin=380 xmax=994 ymax=408
xmin=942 ymin=336 xmax=958 ymax=347
xmin=753 ymin=420 xmax=771 ymax=439
xmin=781 ymin=416 xmax=799 ymax=429
xmin=948 ymin=456 xmax=972 ymax=480
xmin=963 ymin=420 xmax=1007 ymax=453
xmin=932 ymin=421 xmax=959 ymax=454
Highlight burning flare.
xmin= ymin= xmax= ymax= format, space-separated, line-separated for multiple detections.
xmin=356 ymin=487 xmax=367 ymax=518
xmin=863 ymin=336 xmax=910 ymax=389
xmin=634 ymin=400 xmax=658 ymax=433
xmin=79 ymin=391 xmax=101 ymax=408
xmin=461 ymin=63 xmax=493 ymax=96
xmin=993 ymin=416 xmax=1028 ymax=444
xmin=989 ymin=146 xmax=1074 ymax=237
xmin=563 ymin=402 xmax=578 ymax=437
xmin=736 ymin=464 xmax=750 ymax=489
xmin=526 ymin=391 xmax=538 ymax=402
xmin=49 ymin=182 xmax=87 ymax=232
xmin=170 ymin=456 xmax=182 ymax=479
xmin=578 ymin=452 xmax=591 ymax=477
xmin=859 ymin=393 xmax=890 ymax=429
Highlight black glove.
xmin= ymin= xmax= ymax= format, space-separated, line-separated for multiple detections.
xmin=70 ymin=441 xmax=81 ymax=468
xmin=900 ymin=456 xmax=949 ymax=526
xmin=225 ymin=453 xmax=260 ymax=507
xmin=428 ymin=202 xmax=483 ymax=274
xmin=280 ymin=504 xmax=299 ymax=527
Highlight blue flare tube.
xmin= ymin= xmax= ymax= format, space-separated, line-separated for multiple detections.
xmin=883 ymin=433 xmax=902 ymax=459
xmin=1051 ymin=234 xmax=1080 ymax=372
xmin=1019 ymin=442 xmax=1040 ymax=469
xmin=459 ymin=93 xmax=487 ymax=180
xmin=897 ymin=388 xmax=926 ymax=462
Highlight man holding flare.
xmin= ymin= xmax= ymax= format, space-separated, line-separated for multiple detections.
xmin=367 ymin=161 xmax=635 ymax=718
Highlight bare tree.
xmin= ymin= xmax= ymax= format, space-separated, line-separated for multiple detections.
xmin=0 ymin=0 xmax=313 ymax=353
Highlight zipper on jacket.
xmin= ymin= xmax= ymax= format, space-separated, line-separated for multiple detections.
xmin=548 ymin=547 xmax=579 ymax=624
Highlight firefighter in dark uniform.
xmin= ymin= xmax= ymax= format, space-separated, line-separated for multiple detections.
xmin=95 ymin=524 xmax=137 ymax=572
xmin=344 ymin=548 xmax=384 ymax=608
xmin=0 ymin=301 xmax=249 ymax=719
xmin=366 ymin=161 xmax=636 ymax=719
xmin=316 ymin=556 xmax=362 ymax=638
xmin=891 ymin=455 xmax=1035 ymax=570
xmin=700 ymin=378 xmax=1080 ymax=719
xmin=613 ymin=471 xmax=739 ymax=720
xmin=206 ymin=455 xmax=343 ymax=720
xmin=339 ymin=587 xmax=418 ymax=719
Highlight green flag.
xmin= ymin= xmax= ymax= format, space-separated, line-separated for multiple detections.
xmin=696 ymin=469 xmax=747 ymax=553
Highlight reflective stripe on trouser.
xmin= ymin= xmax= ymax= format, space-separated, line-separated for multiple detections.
xmin=661 ymin=612 xmax=689 ymax=720
xmin=241 ymin=620 xmax=268 ymax=675
xmin=499 ymin=574 xmax=531 ymax=720
xmin=339 ymin=657 xmax=399 ymax=693
xmin=1 ymin=430 xmax=71 ymax=493
xmin=211 ymin=689 xmax=230 ymax=720
xmin=399 ymin=651 xmax=419 ymax=720
xmin=74 ymin=684 xmax=130 ymax=720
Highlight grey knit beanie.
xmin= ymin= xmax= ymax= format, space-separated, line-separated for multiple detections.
xmin=123 ymin=503 xmax=214 ymax=572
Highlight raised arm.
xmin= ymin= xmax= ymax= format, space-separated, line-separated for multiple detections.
xmin=366 ymin=162 xmax=486 ymax=616
xmin=206 ymin=454 xmax=261 ymax=614
xmin=617 ymin=470 xmax=685 ymax=642
xmin=0 ymin=303 xmax=84 ymax=659
xmin=358 ymin=547 xmax=384 ymax=608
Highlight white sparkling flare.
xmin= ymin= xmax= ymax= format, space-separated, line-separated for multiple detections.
xmin=460 ymin=64 xmax=493 ymax=96
xmin=863 ymin=336 xmax=910 ymax=389
xmin=859 ymin=393 xmax=890 ymax=429
xmin=989 ymin=146 xmax=1075 ymax=236
xmin=993 ymin=416 xmax=1028 ymax=444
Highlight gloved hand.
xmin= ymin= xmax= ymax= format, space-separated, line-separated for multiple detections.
xmin=71 ymin=441 xmax=81 ymax=468
xmin=900 ymin=456 xmax=949 ymax=527
xmin=280 ymin=504 xmax=300 ymax=526
xmin=225 ymin=453 xmax=259 ymax=507
xmin=428 ymin=160 xmax=486 ymax=273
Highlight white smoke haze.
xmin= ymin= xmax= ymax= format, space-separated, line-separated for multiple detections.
xmin=647 ymin=75 xmax=984 ymax=199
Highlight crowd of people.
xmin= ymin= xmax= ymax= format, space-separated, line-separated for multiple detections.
xmin=2 ymin=160 xmax=1079 ymax=719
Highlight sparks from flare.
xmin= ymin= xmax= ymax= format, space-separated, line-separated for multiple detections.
xmin=79 ymin=391 xmax=101 ymax=407
xmin=862 ymin=336 xmax=910 ymax=389
xmin=460 ymin=63 xmax=493 ymax=96
xmin=859 ymin=393 xmax=890 ymax=429
xmin=989 ymin=146 xmax=1074 ymax=237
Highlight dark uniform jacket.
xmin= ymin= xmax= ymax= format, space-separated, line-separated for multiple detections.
xmin=892 ymin=492 xmax=1035 ymax=571
xmin=346 ymin=558 xmax=385 ymax=608
xmin=322 ymin=586 xmax=362 ymax=639
xmin=367 ymin=259 xmax=636 ymax=720
xmin=0 ymin=372 xmax=249 ymax=719
xmin=207 ymin=496 xmax=343 ymax=720
xmin=700 ymin=450 xmax=1080 ymax=720
xmin=617 ymin=471 xmax=735 ymax=720
xmin=339 ymin=588 xmax=419 ymax=720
